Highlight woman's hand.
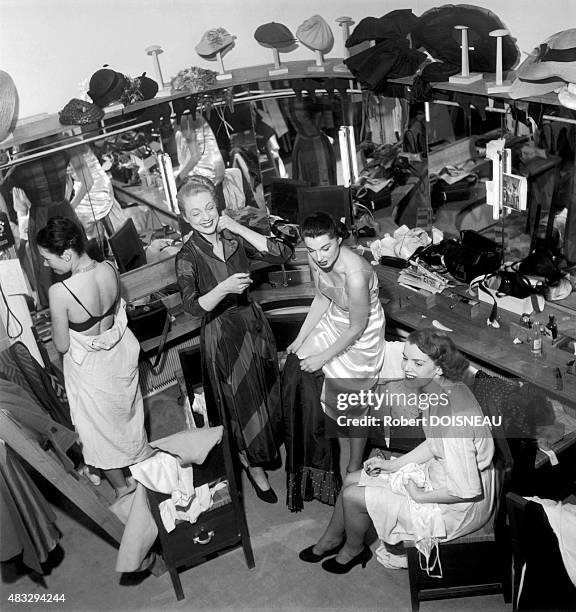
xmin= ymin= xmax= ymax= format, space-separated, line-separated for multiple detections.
xmin=219 ymin=272 xmax=252 ymax=295
xmin=405 ymin=480 xmax=426 ymax=503
xmin=299 ymin=353 xmax=326 ymax=373
xmin=363 ymin=456 xmax=396 ymax=476
xmin=217 ymin=214 xmax=243 ymax=235
xmin=286 ymin=337 xmax=304 ymax=355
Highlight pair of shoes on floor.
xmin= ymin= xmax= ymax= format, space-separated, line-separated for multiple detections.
xmin=244 ymin=468 xmax=278 ymax=504
xmin=299 ymin=541 xmax=344 ymax=563
xmin=321 ymin=545 xmax=373 ymax=574
xmin=376 ymin=546 xmax=408 ymax=569
xmin=78 ymin=465 xmax=101 ymax=486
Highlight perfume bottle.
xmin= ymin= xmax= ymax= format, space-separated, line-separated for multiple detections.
xmin=527 ymin=322 xmax=543 ymax=357
xmin=546 ymin=315 xmax=558 ymax=341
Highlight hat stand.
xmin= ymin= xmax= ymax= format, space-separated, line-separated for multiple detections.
xmin=486 ymin=29 xmax=513 ymax=93
xmin=216 ymin=51 xmax=233 ymax=81
xmin=334 ymin=16 xmax=354 ymax=72
xmin=449 ymin=25 xmax=484 ymax=84
xmin=145 ymin=45 xmax=169 ymax=91
xmin=268 ymin=48 xmax=288 ymax=76
xmin=307 ymin=50 xmax=326 ymax=72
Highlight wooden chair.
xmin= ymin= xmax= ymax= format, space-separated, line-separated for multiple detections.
xmin=144 ymin=344 xmax=255 ymax=601
xmin=403 ymin=393 xmax=514 ymax=611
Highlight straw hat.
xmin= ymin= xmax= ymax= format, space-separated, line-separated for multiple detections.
xmin=0 ymin=70 xmax=19 ymax=143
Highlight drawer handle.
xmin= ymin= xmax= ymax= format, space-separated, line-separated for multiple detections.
xmin=193 ymin=530 xmax=215 ymax=545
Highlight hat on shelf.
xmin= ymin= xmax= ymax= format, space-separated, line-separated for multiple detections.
xmin=58 ymin=99 xmax=104 ymax=126
xmin=254 ymin=22 xmax=295 ymax=49
xmin=413 ymin=4 xmax=520 ymax=73
xmin=296 ymin=15 xmax=334 ymax=54
xmin=88 ymin=68 xmax=128 ymax=108
xmin=519 ymin=29 xmax=576 ymax=82
xmin=195 ymin=27 xmax=236 ymax=59
xmin=558 ymin=82 xmax=576 ymax=110
xmin=508 ymin=30 xmax=576 ymax=100
xmin=0 ymin=70 xmax=19 ymax=143
xmin=346 ymin=10 xmax=419 ymax=47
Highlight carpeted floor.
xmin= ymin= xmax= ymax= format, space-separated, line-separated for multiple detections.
xmin=1 ymin=385 xmax=509 ymax=612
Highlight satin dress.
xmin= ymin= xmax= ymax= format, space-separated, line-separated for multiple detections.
xmin=297 ymin=264 xmax=386 ymax=421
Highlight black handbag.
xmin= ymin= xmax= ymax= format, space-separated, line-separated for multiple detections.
xmin=441 ymin=231 xmax=503 ymax=283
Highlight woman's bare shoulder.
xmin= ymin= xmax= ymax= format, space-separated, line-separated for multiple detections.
xmin=341 ymin=247 xmax=373 ymax=274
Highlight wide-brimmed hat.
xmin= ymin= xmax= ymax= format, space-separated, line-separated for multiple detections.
xmin=88 ymin=68 xmax=128 ymax=108
xmin=0 ymin=70 xmax=19 ymax=143
xmin=509 ymin=52 xmax=566 ymax=99
xmin=346 ymin=10 xmax=419 ymax=47
xmin=558 ymin=82 xmax=576 ymax=110
xmin=413 ymin=4 xmax=520 ymax=73
xmin=517 ymin=29 xmax=576 ymax=83
xmin=195 ymin=28 xmax=236 ymax=59
xmin=296 ymin=15 xmax=334 ymax=54
xmin=254 ymin=22 xmax=295 ymax=49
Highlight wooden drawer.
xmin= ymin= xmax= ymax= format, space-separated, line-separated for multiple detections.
xmin=152 ymin=501 xmax=240 ymax=568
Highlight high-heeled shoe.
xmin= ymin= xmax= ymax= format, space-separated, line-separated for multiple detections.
xmin=299 ymin=541 xmax=344 ymax=563
xmin=321 ymin=545 xmax=372 ymax=574
xmin=244 ymin=468 xmax=278 ymax=504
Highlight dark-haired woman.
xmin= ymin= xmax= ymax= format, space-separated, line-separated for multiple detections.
xmin=175 ymin=176 xmax=293 ymax=503
xmin=299 ymin=328 xmax=495 ymax=573
xmin=37 ymin=217 xmax=149 ymax=495
xmin=287 ymin=212 xmax=386 ymax=473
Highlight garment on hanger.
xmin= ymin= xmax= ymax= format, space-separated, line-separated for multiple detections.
xmin=282 ymin=353 xmax=341 ymax=512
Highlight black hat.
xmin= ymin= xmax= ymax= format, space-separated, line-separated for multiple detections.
xmin=413 ymin=5 xmax=520 ymax=73
xmin=88 ymin=68 xmax=128 ymax=108
xmin=254 ymin=22 xmax=295 ymax=49
xmin=137 ymin=73 xmax=159 ymax=101
xmin=346 ymin=10 xmax=419 ymax=47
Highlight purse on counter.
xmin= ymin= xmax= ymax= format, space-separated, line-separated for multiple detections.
xmin=441 ymin=230 xmax=503 ymax=283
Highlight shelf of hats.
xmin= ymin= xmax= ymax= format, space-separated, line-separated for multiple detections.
xmin=1 ymin=6 xmax=575 ymax=327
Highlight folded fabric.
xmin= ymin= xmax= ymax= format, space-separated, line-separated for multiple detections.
xmin=150 ymin=425 xmax=223 ymax=465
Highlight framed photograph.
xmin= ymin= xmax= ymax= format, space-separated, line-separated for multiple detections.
xmin=502 ymin=172 xmax=527 ymax=212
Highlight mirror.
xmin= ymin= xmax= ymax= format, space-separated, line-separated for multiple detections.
xmin=426 ymin=93 xmax=574 ymax=262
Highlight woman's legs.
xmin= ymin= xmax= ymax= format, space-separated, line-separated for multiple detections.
xmin=238 ymin=451 xmax=271 ymax=490
xmin=312 ymin=470 xmax=371 ymax=561
xmin=347 ymin=436 xmax=367 ymax=473
xmin=103 ymin=468 xmax=127 ymax=492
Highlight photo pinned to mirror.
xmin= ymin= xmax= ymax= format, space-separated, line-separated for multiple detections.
xmin=502 ymin=172 xmax=527 ymax=212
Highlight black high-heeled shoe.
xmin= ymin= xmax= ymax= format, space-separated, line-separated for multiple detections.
xmin=321 ymin=545 xmax=372 ymax=574
xmin=244 ymin=468 xmax=278 ymax=504
xmin=299 ymin=541 xmax=344 ymax=563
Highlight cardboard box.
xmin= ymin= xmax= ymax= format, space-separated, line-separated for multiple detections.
xmin=431 ymin=290 xmax=482 ymax=319
xmin=477 ymin=284 xmax=544 ymax=316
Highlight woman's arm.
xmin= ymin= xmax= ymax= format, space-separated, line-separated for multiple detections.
xmin=69 ymin=150 xmax=94 ymax=210
xmin=218 ymin=215 xmax=293 ymax=263
xmin=48 ymin=285 xmax=70 ymax=354
xmin=406 ymin=482 xmax=474 ymax=505
xmin=287 ymin=292 xmax=330 ymax=353
xmin=176 ymin=250 xmax=251 ymax=316
xmin=301 ymin=270 xmax=371 ymax=371
xmin=364 ymin=440 xmax=434 ymax=475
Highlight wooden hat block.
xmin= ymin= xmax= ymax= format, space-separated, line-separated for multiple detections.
xmin=486 ymin=29 xmax=513 ymax=93
xmin=216 ymin=51 xmax=233 ymax=81
xmin=268 ymin=48 xmax=289 ymax=76
xmin=449 ymin=25 xmax=484 ymax=85
xmin=333 ymin=16 xmax=354 ymax=72
xmin=145 ymin=45 xmax=170 ymax=92
xmin=307 ymin=50 xmax=327 ymax=72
